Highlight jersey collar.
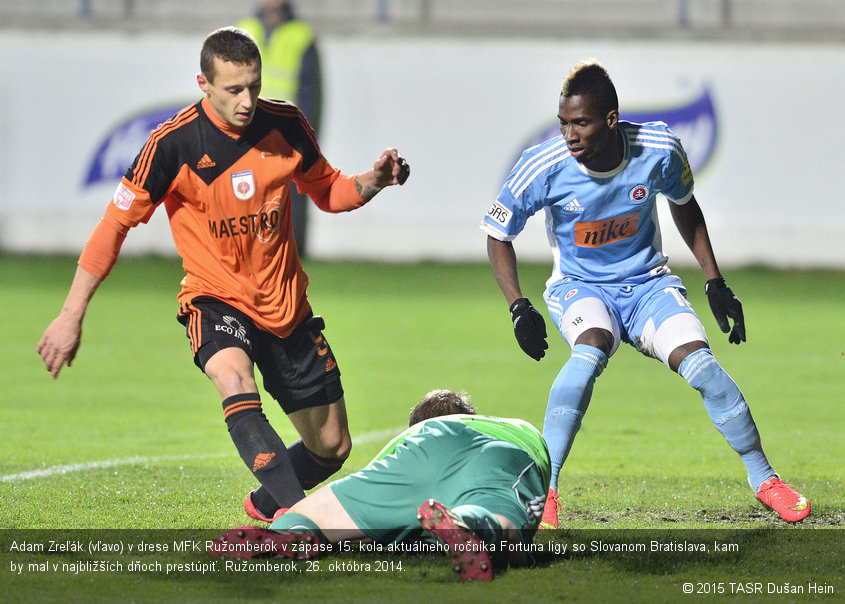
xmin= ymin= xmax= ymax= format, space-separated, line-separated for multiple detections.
xmin=201 ymin=97 xmax=248 ymax=140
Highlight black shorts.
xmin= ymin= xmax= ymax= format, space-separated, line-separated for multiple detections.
xmin=177 ymin=296 xmax=343 ymax=414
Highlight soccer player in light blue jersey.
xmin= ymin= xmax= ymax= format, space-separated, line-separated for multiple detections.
xmin=481 ymin=60 xmax=809 ymax=526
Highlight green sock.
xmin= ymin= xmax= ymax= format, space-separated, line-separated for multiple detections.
xmin=269 ymin=512 xmax=325 ymax=541
xmin=451 ymin=504 xmax=505 ymax=545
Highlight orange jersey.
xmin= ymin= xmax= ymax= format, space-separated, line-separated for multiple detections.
xmin=93 ymin=97 xmax=365 ymax=337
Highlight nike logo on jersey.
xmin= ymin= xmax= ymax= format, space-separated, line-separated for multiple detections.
xmin=574 ymin=212 xmax=639 ymax=247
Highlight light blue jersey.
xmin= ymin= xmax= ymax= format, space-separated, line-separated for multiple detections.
xmin=481 ymin=121 xmax=694 ymax=286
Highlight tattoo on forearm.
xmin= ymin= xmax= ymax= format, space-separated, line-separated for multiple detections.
xmin=355 ymin=179 xmax=380 ymax=200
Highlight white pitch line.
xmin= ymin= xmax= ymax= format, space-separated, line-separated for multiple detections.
xmin=0 ymin=426 xmax=404 ymax=483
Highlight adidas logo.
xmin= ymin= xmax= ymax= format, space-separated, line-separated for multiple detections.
xmin=563 ymin=199 xmax=584 ymax=212
xmin=252 ymin=452 xmax=275 ymax=472
xmin=197 ymin=154 xmax=216 ymax=169
xmin=325 ymin=357 xmax=337 ymax=372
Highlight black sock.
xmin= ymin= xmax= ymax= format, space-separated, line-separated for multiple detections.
xmin=287 ymin=439 xmax=346 ymax=490
xmin=250 ymin=486 xmax=281 ymax=518
xmin=222 ymin=394 xmax=305 ymax=509
xmin=250 ymin=439 xmax=349 ymax=515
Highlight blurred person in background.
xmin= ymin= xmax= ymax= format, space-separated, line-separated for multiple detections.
xmin=239 ymin=0 xmax=321 ymax=255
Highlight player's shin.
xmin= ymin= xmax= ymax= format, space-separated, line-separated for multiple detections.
xmin=223 ymin=394 xmax=306 ymax=508
xmin=678 ymin=349 xmax=776 ymax=489
xmin=543 ymin=344 xmax=608 ymax=487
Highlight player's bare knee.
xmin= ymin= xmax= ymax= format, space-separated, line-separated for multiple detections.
xmin=209 ymin=371 xmax=257 ymax=398
xmin=328 ymin=433 xmax=352 ymax=460
xmin=574 ymin=328 xmax=614 ymax=355
xmin=204 ymin=348 xmax=257 ymax=396
xmin=306 ymin=430 xmax=352 ymax=461
xmin=669 ymin=340 xmax=709 ymax=372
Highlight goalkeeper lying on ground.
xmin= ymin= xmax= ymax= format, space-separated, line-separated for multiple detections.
xmin=210 ymin=389 xmax=550 ymax=581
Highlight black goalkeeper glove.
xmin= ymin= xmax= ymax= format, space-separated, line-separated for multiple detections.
xmin=705 ymin=277 xmax=746 ymax=345
xmin=509 ymin=298 xmax=548 ymax=361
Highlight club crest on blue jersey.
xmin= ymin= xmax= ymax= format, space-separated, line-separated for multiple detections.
xmin=629 ymin=185 xmax=649 ymax=204
xmin=231 ymin=170 xmax=255 ymax=201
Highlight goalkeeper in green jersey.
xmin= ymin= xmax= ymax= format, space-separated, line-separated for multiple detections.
xmin=211 ymin=389 xmax=550 ymax=581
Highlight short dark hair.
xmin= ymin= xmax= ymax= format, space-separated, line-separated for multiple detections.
xmin=561 ymin=59 xmax=619 ymax=116
xmin=408 ymin=389 xmax=476 ymax=426
xmin=200 ymin=27 xmax=261 ymax=82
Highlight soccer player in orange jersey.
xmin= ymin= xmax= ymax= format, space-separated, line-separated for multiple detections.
xmin=37 ymin=27 xmax=410 ymax=520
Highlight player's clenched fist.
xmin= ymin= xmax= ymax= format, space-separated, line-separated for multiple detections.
xmin=373 ymin=148 xmax=410 ymax=187
xmin=355 ymin=148 xmax=410 ymax=200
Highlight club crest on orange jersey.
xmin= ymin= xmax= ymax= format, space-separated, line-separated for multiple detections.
xmin=231 ymin=170 xmax=255 ymax=201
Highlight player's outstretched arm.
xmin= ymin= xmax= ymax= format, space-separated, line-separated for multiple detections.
xmin=487 ymin=236 xmax=524 ymax=305
xmin=354 ymin=148 xmax=410 ymax=201
xmin=37 ymin=266 xmax=103 ymax=379
xmin=670 ymin=196 xmax=746 ymax=344
xmin=487 ymin=236 xmax=548 ymax=361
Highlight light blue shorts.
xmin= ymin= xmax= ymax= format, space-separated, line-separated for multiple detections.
xmin=544 ymin=274 xmax=708 ymax=363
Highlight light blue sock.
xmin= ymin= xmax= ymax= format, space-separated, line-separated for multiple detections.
xmin=678 ymin=348 xmax=775 ymax=490
xmin=543 ymin=344 xmax=608 ymax=490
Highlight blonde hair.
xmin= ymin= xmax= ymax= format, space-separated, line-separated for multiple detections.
xmin=561 ymin=59 xmax=618 ymax=115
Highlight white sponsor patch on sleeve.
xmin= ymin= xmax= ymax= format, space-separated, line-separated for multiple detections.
xmin=485 ymin=200 xmax=512 ymax=228
xmin=113 ymin=182 xmax=136 ymax=210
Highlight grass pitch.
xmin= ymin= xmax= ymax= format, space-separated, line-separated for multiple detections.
xmin=0 ymin=255 xmax=842 ymax=602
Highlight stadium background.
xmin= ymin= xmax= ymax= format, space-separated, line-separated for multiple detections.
xmin=1 ymin=0 xmax=844 ymax=268
xmin=0 ymin=3 xmax=842 ymax=598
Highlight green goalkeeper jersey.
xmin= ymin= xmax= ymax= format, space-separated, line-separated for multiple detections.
xmin=371 ymin=414 xmax=551 ymax=487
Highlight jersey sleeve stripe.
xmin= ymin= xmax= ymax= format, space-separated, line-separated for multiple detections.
xmin=131 ymin=106 xmax=199 ymax=188
xmin=632 ymin=133 xmax=684 ymax=152
xmin=631 ymin=140 xmax=688 ymax=162
xmin=510 ymin=152 xmax=570 ymax=197
xmin=509 ymin=139 xmax=568 ymax=194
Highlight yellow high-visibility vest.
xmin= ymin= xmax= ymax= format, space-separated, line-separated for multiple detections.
xmin=238 ymin=17 xmax=315 ymax=102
